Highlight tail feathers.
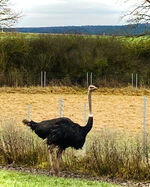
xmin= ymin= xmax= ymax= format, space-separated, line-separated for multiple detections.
xmin=22 ymin=119 xmax=31 ymax=126
xmin=22 ymin=119 xmax=37 ymax=130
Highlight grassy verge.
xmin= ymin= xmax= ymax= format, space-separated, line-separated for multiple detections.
xmin=0 ymin=170 xmax=122 ymax=187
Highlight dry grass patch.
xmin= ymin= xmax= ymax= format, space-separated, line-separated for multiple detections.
xmin=0 ymin=87 xmax=150 ymax=134
xmin=1 ymin=120 xmax=150 ymax=180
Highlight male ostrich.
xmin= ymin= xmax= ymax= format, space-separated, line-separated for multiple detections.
xmin=22 ymin=85 xmax=97 ymax=173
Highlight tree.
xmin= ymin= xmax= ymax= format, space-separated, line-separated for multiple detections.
xmin=124 ymin=0 xmax=150 ymax=23
xmin=0 ymin=0 xmax=21 ymax=27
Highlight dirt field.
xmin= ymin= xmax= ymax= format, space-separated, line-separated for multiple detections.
xmin=1 ymin=87 xmax=150 ymax=135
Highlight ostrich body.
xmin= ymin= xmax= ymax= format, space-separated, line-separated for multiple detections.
xmin=22 ymin=85 xmax=97 ymax=173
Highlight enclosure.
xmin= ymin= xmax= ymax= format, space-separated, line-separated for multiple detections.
xmin=0 ymin=87 xmax=150 ymax=180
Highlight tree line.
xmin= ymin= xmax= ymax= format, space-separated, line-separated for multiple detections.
xmin=12 ymin=24 xmax=150 ymax=36
xmin=0 ymin=34 xmax=150 ymax=87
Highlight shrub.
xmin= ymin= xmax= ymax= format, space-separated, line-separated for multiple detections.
xmin=0 ymin=34 xmax=150 ymax=87
xmin=1 ymin=120 xmax=150 ymax=180
xmin=0 ymin=120 xmax=47 ymax=166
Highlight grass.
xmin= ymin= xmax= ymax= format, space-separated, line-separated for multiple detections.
xmin=0 ymin=32 xmax=40 ymax=40
xmin=0 ymin=170 xmax=122 ymax=187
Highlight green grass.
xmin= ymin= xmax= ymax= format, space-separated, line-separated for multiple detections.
xmin=0 ymin=170 xmax=122 ymax=187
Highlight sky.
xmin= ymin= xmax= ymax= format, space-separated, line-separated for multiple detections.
xmin=10 ymin=0 xmax=132 ymax=27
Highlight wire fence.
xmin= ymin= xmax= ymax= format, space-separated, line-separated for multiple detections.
xmin=1 ymin=71 xmax=150 ymax=87
xmin=0 ymin=93 xmax=150 ymax=160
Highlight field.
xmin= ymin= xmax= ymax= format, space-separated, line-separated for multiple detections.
xmin=0 ymin=170 xmax=122 ymax=187
xmin=0 ymin=86 xmax=150 ymax=135
xmin=1 ymin=87 xmax=150 ymax=182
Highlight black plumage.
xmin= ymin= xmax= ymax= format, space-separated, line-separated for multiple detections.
xmin=22 ymin=85 xmax=97 ymax=173
xmin=23 ymin=116 xmax=93 ymax=150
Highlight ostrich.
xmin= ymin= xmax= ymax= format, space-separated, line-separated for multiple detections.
xmin=22 ymin=85 xmax=97 ymax=173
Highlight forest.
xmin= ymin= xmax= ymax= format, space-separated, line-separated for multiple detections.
xmin=0 ymin=33 xmax=150 ymax=87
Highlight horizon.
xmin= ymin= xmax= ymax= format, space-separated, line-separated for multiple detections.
xmin=13 ymin=24 xmax=143 ymax=28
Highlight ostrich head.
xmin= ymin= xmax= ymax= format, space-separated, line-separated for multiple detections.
xmin=88 ymin=85 xmax=97 ymax=92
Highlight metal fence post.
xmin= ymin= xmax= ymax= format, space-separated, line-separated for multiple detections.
xmin=90 ymin=72 xmax=93 ymax=85
xmin=136 ymin=73 xmax=138 ymax=88
xmin=87 ymin=72 xmax=89 ymax=87
xmin=143 ymin=95 xmax=147 ymax=161
xmin=83 ymin=103 xmax=87 ymax=151
xmin=44 ymin=71 xmax=46 ymax=87
xmin=27 ymin=104 xmax=31 ymax=121
xmin=27 ymin=104 xmax=31 ymax=136
xmin=41 ymin=71 xmax=43 ymax=87
xmin=84 ymin=103 xmax=87 ymax=126
xmin=132 ymin=73 xmax=134 ymax=88
xmin=59 ymin=98 xmax=63 ymax=118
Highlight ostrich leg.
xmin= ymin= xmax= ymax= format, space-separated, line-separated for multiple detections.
xmin=48 ymin=145 xmax=55 ymax=174
xmin=56 ymin=148 xmax=63 ymax=173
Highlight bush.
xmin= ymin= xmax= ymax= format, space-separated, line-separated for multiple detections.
xmin=0 ymin=120 xmax=47 ymax=166
xmin=0 ymin=34 xmax=150 ymax=87
xmin=1 ymin=120 xmax=150 ymax=180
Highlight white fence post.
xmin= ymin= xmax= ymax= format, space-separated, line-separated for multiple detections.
xmin=136 ymin=73 xmax=138 ymax=88
xmin=132 ymin=73 xmax=134 ymax=88
xmin=27 ymin=104 xmax=31 ymax=136
xmin=41 ymin=71 xmax=43 ymax=87
xmin=143 ymin=95 xmax=147 ymax=161
xmin=41 ymin=71 xmax=47 ymax=87
xmin=44 ymin=71 xmax=46 ymax=87
xmin=84 ymin=103 xmax=87 ymax=126
xmin=87 ymin=72 xmax=89 ymax=87
xmin=90 ymin=72 xmax=93 ymax=85
xmin=59 ymin=98 xmax=63 ymax=117
xmin=27 ymin=104 xmax=31 ymax=121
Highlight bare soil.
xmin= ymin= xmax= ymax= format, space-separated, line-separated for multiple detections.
xmin=0 ymin=92 xmax=150 ymax=135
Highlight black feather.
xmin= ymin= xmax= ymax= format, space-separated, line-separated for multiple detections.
xmin=22 ymin=117 xmax=93 ymax=150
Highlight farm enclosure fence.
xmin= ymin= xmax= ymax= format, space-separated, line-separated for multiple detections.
xmin=0 ymin=94 xmax=150 ymax=156
xmin=0 ymin=71 xmax=150 ymax=87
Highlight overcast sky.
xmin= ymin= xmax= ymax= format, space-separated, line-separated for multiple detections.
xmin=11 ymin=0 xmax=132 ymax=27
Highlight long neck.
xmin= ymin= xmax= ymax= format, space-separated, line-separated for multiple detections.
xmin=83 ymin=89 xmax=93 ymax=135
xmin=88 ymin=89 xmax=92 ymax=116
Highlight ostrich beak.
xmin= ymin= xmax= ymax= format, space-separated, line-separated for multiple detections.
xmin=93 ymin=85 xmax=98 ymax=90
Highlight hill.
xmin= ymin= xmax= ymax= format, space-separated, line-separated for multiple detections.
xmin=13 ymin=24 xmax=150 ymax=36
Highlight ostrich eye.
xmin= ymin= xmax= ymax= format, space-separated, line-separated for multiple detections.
xmin=90 ymin=85 xmax=94 ymax=89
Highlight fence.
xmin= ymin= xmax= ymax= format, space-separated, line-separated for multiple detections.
xmin=0 ymin=71 xmax=150 ymax=87
xmin=25 ymin=95 xmax=149 ymax=160
xmin=0 ymin=90 xmax=150 ymax=160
